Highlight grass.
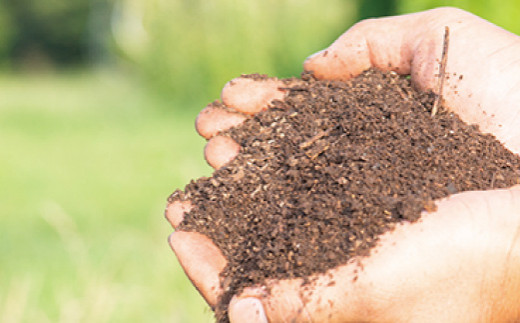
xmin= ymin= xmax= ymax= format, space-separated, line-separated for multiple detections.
xmin=140 ymin=0 xmax=356 ymax=101
xmin=0 ymin=69 xmax=215 ymax=322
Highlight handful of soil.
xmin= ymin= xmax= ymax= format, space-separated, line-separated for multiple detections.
xmin=170 ymin=69 xmax=520 ymax=322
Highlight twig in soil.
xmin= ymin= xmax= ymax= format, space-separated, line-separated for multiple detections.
xmin=299 ymin=129 xmax=332 ymax=149
xmin=431 ymin=26 xmax=450 ymax=117
xmin=279 ymin=86 xmax=309 ymax=92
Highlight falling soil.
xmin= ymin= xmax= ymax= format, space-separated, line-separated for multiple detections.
xmin=169 ymin=69 xmax=520 ymax=322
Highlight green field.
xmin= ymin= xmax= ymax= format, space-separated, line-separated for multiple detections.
xmin=0 ymin=70 xmax=215 ymax=322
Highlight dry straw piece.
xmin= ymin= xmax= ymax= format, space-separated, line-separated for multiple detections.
xmin=431 ymin=26 xmax=450 ymax=117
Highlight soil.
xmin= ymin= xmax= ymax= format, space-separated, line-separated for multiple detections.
xmin=169 ymin=69 xmax=520 ymax=322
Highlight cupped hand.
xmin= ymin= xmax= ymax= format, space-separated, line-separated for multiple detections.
xmin=168 ymin=190 xmax=520 ymax=322
xmin=167 ymin=7 xmax=520 ymax=322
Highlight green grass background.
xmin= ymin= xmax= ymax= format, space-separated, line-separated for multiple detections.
xmin=1 ymin=1 xmax=519 ymax=322
xmin=0 ymin=71 xmax=213 ymax=322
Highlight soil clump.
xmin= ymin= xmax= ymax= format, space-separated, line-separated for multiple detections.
xmin=170 ymin=69 xmax=520 ymax=322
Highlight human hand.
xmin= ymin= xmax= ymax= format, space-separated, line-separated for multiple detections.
xmin=168 ymin=191 xmax=520 ymax=322
xmin=167 ymin=7 xmax=520 ymax=322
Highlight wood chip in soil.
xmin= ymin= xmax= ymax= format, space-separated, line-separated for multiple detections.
xmin=169 ymin=69 xmax=520 ymax=322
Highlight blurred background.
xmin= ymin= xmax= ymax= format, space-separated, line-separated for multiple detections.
xmin=0 ymin=0 xmax=518 ymax=322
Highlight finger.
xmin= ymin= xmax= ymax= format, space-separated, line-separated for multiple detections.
xmin=509 ymin=184 xmax=520 ymax=191
xmin=230 ymin=268 xmax=362 ymax=323
xmin=303 ymin=8 xmax=487 ymax=91
xmin=169 ymin=231 xmax=227 ymax=307
xmin=165 ymin=200 xmax=192 ymax=229
xmin=303 ymin=14 xmax=418 ymax=81
xmin=221 ymin=76 xmax=291 ymax=115
xmin=204 ymin=135 xmax=240 ymax=169
xmin=196 ymin=102 xmax=247 ymax=139
xmin=236 ymin=283 xmax=312 ymax=322
xmin=229 ymin=188 xmax=520 ymax=322
xmin=228 ymin=297 xmax=268 ymax=323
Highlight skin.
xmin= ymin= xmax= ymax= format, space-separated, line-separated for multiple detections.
xmin=166 ymin=7 xmax=520 ymax=322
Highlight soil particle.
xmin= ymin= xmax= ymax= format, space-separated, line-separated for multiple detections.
xmin=170 ymin=69 xmax=520 ymax=322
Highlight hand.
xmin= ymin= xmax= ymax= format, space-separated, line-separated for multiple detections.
xmin=167 ymin=7 xmax=520 ymax=322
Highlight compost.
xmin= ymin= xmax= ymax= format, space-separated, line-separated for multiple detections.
xmin=169 ymin=69 xmax=520 ymax=322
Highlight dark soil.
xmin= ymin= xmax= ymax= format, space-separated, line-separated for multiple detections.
xmin=169 ymin=69 xmax=520 ymax=322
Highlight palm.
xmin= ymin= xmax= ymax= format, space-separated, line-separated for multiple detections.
xmin=242 ymin=190 xmax=520 ymax=322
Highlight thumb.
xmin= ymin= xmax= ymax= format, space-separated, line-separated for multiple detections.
xmin=303 ymin=13 xmax=418 ymax=80
xmin=169 ymin=231 xmax=227 ymax=307
xmin=228 ymin=297 xmax=268 ymax=323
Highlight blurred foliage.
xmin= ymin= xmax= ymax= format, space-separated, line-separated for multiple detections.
xmin=0 ymin=0 xmax=517 ymax=73
xmin=0 ymin=71 xmax=214 ymax=322
xmin=117 ymin=0 xmax=520 ymax=104
xmin=399 ymin=0 xmax=520 ymax=35
xmin=359 ymin=0 xmax=397 ymax=20
xmin=0 ymin=0 xmax=518 ymax=98
xmin=2 ymin=0 xmax=94 ymax=67
xmin=131 ymin=0 xmax=356 ymax=103
xmin=0 ymin=2 xmax=15 ymax=64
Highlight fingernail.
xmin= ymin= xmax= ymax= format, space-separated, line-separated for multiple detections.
xmin=229 ymin=297 xmax=268 ymax=323
xmin=305 ymin=49 xmax=327 ymax=62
